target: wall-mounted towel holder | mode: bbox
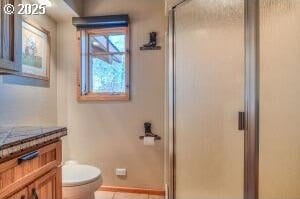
[139,122,161,140]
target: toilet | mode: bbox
[62,161,102,199]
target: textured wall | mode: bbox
[57,0,166,189]
[0,15,57,126]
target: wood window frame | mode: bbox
[76,27,130,101]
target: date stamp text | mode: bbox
[3,4,46,15]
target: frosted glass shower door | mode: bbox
[174,0,245,199]
[259,1,300,198]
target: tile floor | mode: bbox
[95,191,165,199]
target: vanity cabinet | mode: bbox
[0,141,62,199]
[0,0,22,73]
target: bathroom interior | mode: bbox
[0,0,299,199]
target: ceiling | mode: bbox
[46,0,81,22]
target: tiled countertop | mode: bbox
[0,126,67,159]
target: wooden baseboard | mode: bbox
[99,185,165,196]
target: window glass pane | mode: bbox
[108,35,126,53]
[90,35,108,54]
[89,34,126,54]
[91,54,126,93]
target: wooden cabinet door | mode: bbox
[0,0,22,72]
[6,188,28,199]
[29,169,57,199]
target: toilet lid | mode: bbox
[62,164,102,187]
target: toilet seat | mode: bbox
[62,164,102,187]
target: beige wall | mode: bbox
[57,0,166,189]
[0,15,57,126]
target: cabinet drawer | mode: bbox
[0,141,62,198]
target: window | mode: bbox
[74,15,130,101]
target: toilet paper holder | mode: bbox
[139,122,161,140]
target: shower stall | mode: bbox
[168,0,300,199]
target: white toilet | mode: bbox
[62,161,102,199]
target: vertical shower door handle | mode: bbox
[238,111,245,131]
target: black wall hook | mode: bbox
[139,122,161,140]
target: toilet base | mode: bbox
[63,177,102,199]
[63,192,95,199]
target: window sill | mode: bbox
[77,94,130,102]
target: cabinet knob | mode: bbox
[32,188,39,199]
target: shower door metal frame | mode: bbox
[244,0,260,199]
[167,6,176,199]
[167,0,260,199]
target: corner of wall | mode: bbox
[63,0,84,16]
